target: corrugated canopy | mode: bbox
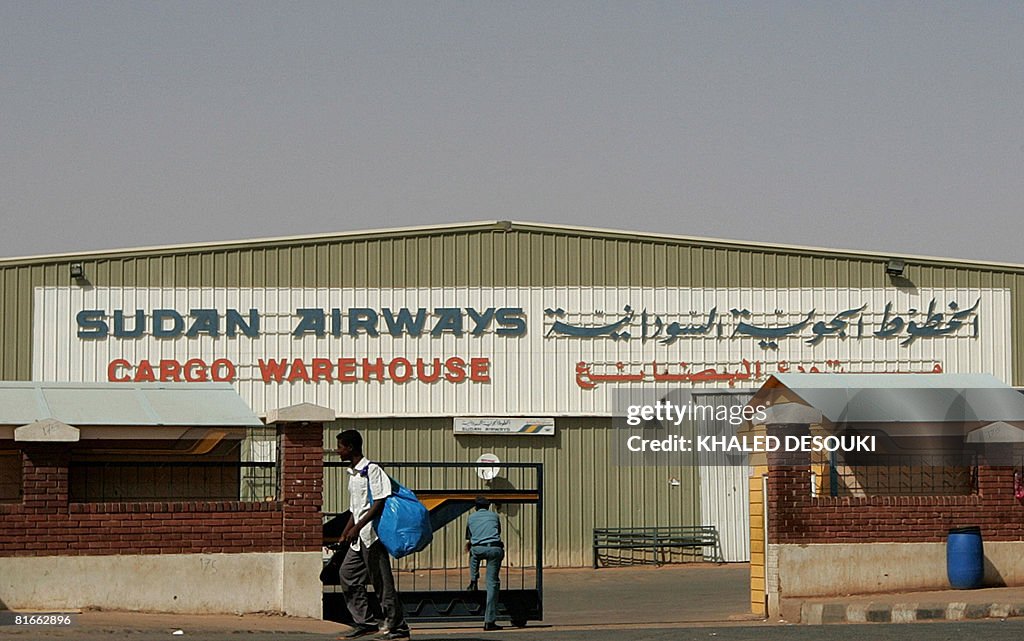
[755,373,1024,424]
[0,382,262,427]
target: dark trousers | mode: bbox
[339,540,409,633]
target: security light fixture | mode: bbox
[885,259,906,277]
[69,262,85,280]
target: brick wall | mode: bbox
[766,425,1024,544]
[0,425,323,557]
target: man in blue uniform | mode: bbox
[465,496,504,631]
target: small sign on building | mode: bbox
[454,417,555,436]
[476,453,501,480]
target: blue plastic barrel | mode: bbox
[947,526,984,589]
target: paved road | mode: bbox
[8,621,1024,641]
[440,621,1024,641]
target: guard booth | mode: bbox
[322,460,543,627]
[0,384,326,617]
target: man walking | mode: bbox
[336,429,411,640]
[465,496,504,631]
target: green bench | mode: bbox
[592,526,724,568]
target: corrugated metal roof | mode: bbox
[758,373,1024,424]
[2,220,1022,272]
[0,382,262,427]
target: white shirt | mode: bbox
[345,458,392,551]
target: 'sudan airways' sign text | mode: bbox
[33,287,1011,416]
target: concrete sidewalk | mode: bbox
[790,586,1024,625]
[1,564,756,636]
[1,611,343,636]
[15,567,1024,633]
[542,563,754,627]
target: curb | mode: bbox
[801,601,1024,624]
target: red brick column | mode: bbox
[765,424,812,543]
[21,445,69,514]
[978,466,1014,500]
[280,422,324,552]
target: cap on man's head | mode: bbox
[474,496,490,509]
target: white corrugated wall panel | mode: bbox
[32,287,1013,417]
[695,391,755,563]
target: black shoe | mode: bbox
[466,581,478,591]
[483,622,503,631]
[378,630,411,640]
[340,624,380,639]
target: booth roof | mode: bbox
[754,373,1024,425]
[0,382,262,427]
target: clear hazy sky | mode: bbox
[2,2,1022,263]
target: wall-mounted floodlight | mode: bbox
[69,262,85,280]
[885,259,906,277]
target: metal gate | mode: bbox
[322,460,543,626]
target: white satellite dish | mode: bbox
[476,453,501,481]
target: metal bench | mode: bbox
[592,526,724,568]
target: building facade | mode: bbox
[2,221,1022,569]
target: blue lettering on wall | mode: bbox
[382,308,428,337]
[186,309,220,338]
[431,308,463,337]
[113,310,145,338]
[76,310,107,338]
[466,308,495,336]
[331,308,344,337]
[75,306,529,339]
[225,309,259,338]
[293,309,325,337]
[495,308,527,336]
[78,308,263,339]
[152,309,184,338]
[348,308,380,337]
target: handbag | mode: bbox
[319,546,345,585]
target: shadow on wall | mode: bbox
[487,476,521,519]
[888,274,918,294]
[984,554,1007,588]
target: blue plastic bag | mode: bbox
[366,469,433,559]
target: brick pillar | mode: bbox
[978,465,1016,505]
[765,423,812,543]
[280,422,324,551]
[756,401,821,620]
[268,403,335,553]
[21,445,70,514]
[757,402,821,545]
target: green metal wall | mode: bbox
[321,417,700,568]
[3,224,1023,382]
